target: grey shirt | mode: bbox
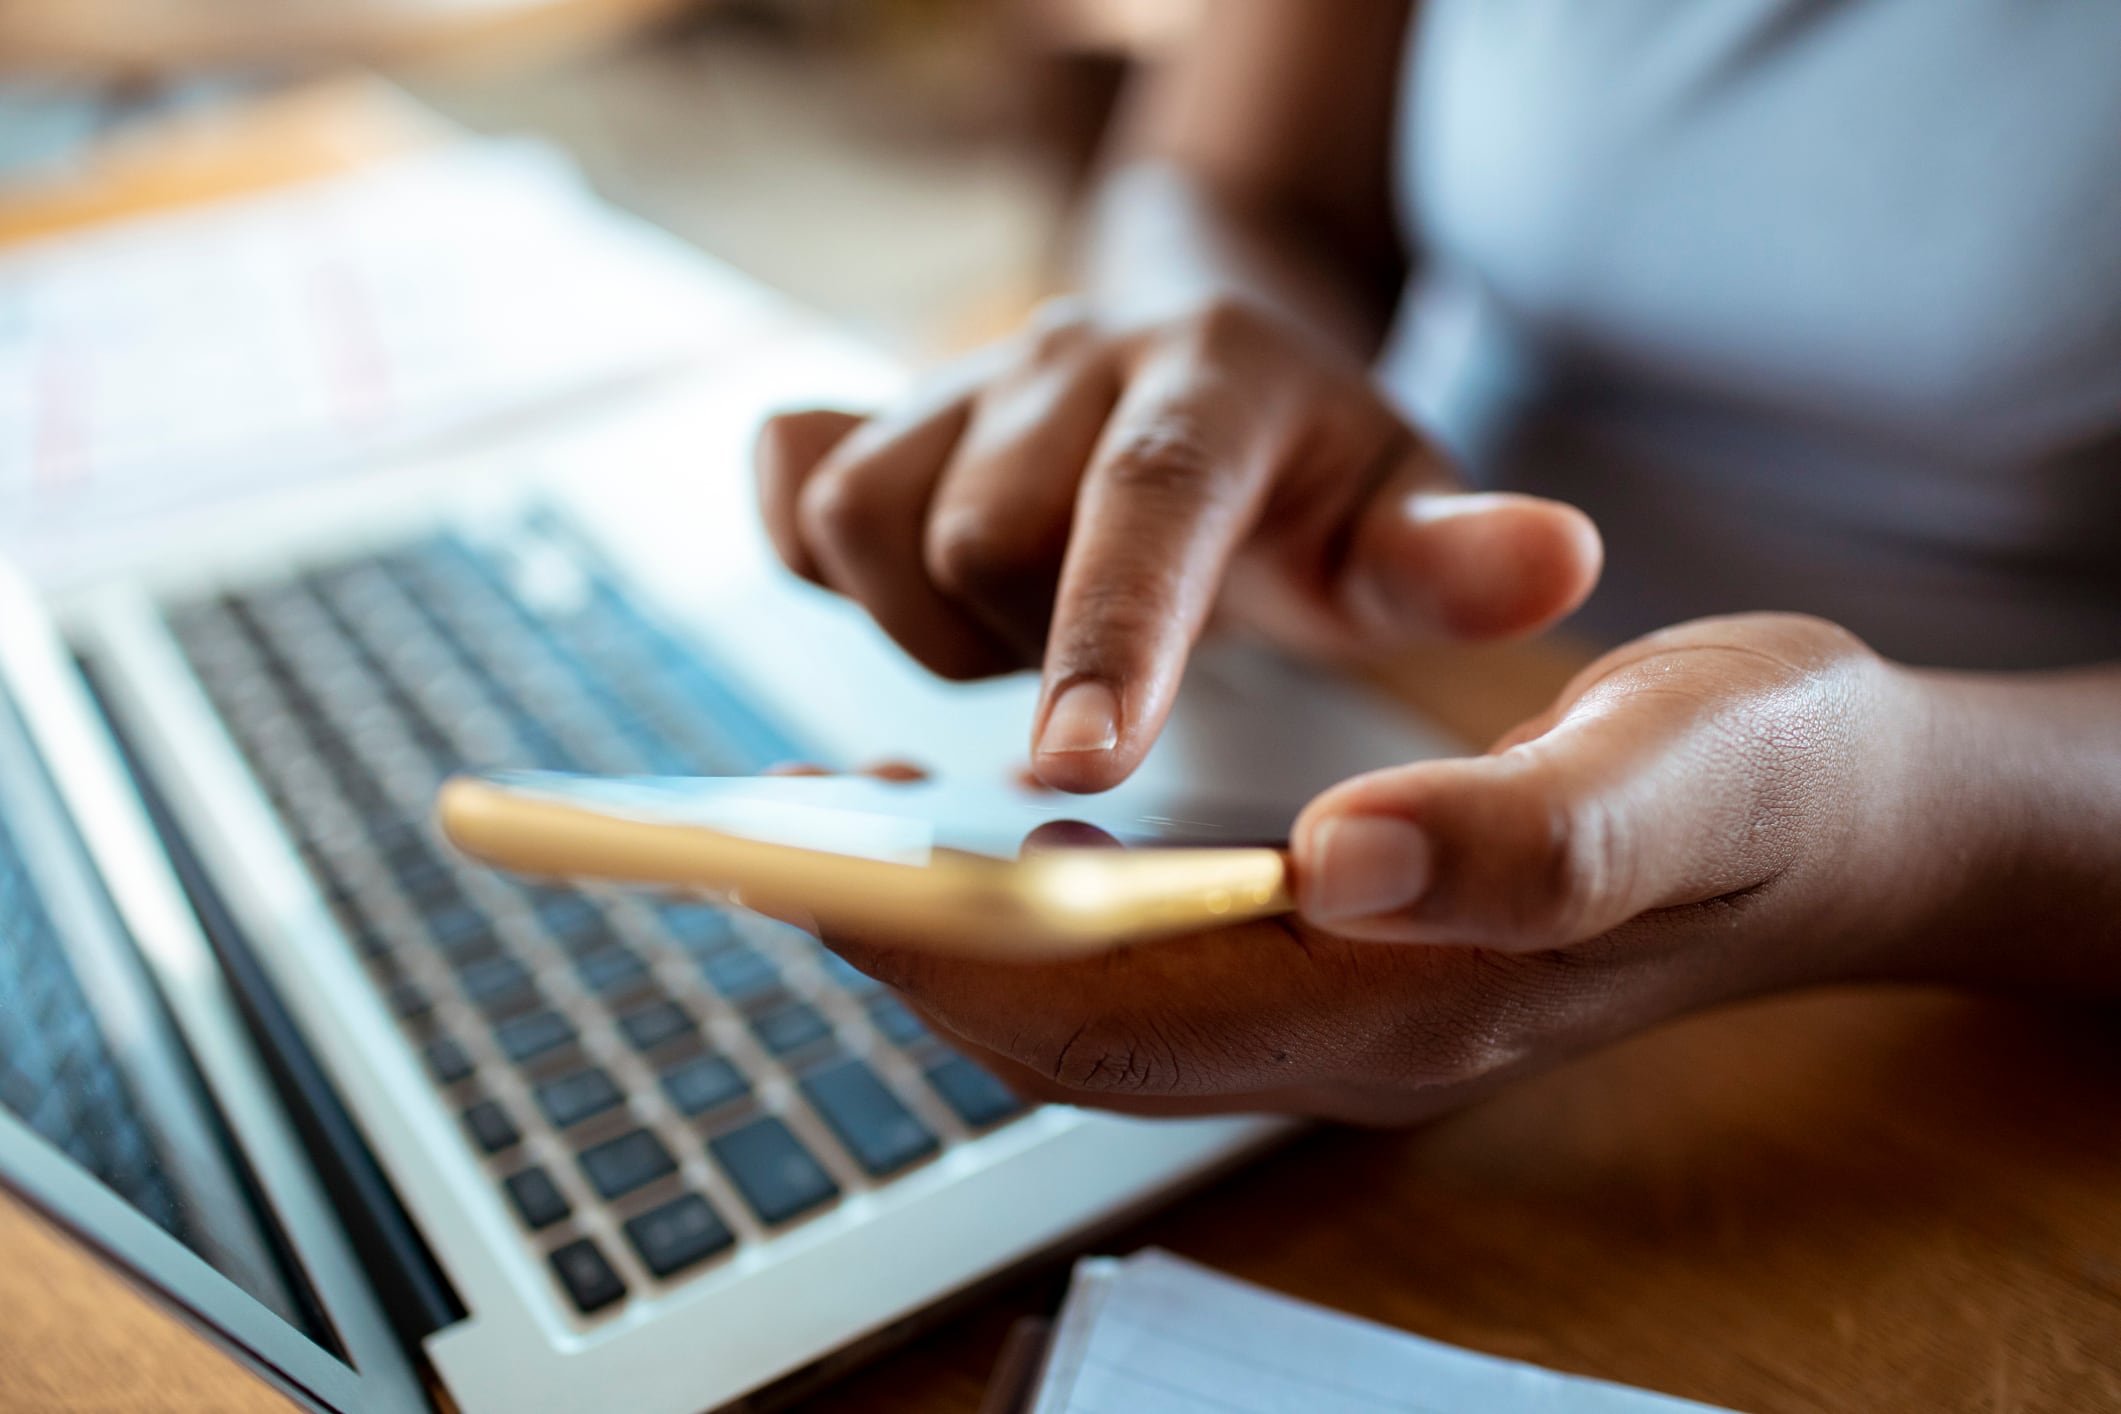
[1380,0,2121,669]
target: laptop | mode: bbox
[0,337,1449,1413]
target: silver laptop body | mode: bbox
[5,331,1446,1413]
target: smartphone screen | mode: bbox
[463,772,1296,867]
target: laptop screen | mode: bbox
[0,698,342,1362]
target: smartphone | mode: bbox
[434,772,1297,960]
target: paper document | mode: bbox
[1028,1250,1733,1414]
[0,138,791,559]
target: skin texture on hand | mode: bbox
[756,298,1602,794]
[817,614,1957,1125]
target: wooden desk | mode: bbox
[801,988,2121,1413]
[4,87,2118,1414]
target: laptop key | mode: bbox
[422,1034,475,1086]
[867,996,928,1048]
[623,1193,734,1279]
[924,1055,1026,1129]
[462,1099,520,1154]
[800,1058,938,1177]
[702,947,781,1005]
[533,894,604,947]
[495,1008,576,1064]
[424,903,494,956]
[391,854,460,909]
[709,1116,838,1226]
[504,1167,572,1231]
[457,955,534,1009]
[549,1238,627,1315]
[659,904,735,954]
[659,1053,749,1117]
[386,977,432,1022]
[399,869,465,914]
[344,920,393,961]
[575,945,649,998]
[579,1128,678,1201]
[617,999,695,1053]
[750,1001,833,1057]
[535,1066,624,1129]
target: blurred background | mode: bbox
[0,0,1209,358]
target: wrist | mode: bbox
[1864,663,2121,994]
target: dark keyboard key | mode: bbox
[457,955,534,1009]
[703,948,780,1004]
[660,1053,749,1117]
[495,1008,576,1064]
[326,892,394,960]
[578,1128,677,1200]
[553,918,621,960]
[622,1193,734,1279]
[344,920,392,961]
[402,872,466,915]
[425,904,494,956]
[381,832,442,876]
[709,1116,838,1225]
[549,1238,626,1315]
[750,1001,833,1057]
[386,977,432,1021]
[534,894,603,945]
[575,945,648,998]
[618,999,695,1053]
[924,1055,1026,1128]
[391,853,460,909]
[503,1167,572,1230]
[535,1066,624,1129]
[867,996,927,1047]
[800,1058,938,1176]
[659,904,735,954]
[462,1099,520,1154]
[422,1035,475,1085]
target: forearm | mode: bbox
[1066,0,1414,360]
[1076,161,1403,359]
[1898,663,2121,994]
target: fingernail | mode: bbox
[1303,815,1432,923]
[1038,679,1120,757]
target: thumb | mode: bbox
[1289,626,1842,949]
[1340,453,1603,643]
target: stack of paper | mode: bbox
[1022,1251,1732,1414]
[0,138,796,566]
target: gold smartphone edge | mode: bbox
[433,776,1294,961]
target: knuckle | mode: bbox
[1379,955,1550,1090]
[1024,297,1098,361]
[1044,1014,1187,1097]
[1099,416,1223,504]
[923,511,1040,600]
[755,417,808,490]
[794,466,879,552]
[1514,787,1623,946]
[1173,295,1267,355]
[753,414,794,466]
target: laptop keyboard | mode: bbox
[163,523,1025,1319]
[0,807,185,1238]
